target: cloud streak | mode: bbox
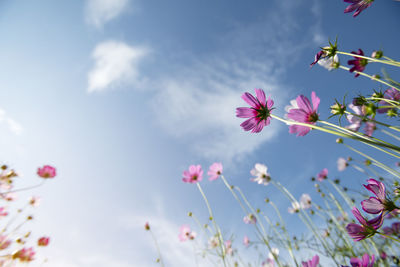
[87,40,149,93]
[0,108,22,135]
[85,0,129,28]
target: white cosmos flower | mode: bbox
[250,163,271,186]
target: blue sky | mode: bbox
[0,0,399,266]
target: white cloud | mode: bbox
[87,41,148,93]
[0,108,23,135]
[85,0,129,28]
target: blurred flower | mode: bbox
[178,225,196,242]
[224,240,234,256]
[37,165,56,179]
[344,0,374,17]
[208,235,220,249]
[37,237,50,247]
[144,222,150,231]
[268,248,279,260]
[243,235,249,247]
[12,247,35,262]
[0,207,7,218]
[288,201,301,214]
[300,194,312,209]
[377,88,400,114]
[371,50,383,59]
[386,209,400,219]
[337,157,349,171]
[29,196,41,207]
[243,214,257,224]
[182,165,203,184]
[287,92,320,136]
[0,235,11,250]
[348,49,368,77]
[208,163,223,181]
[262,258,275,267]
[236,88,274,133]
[346,207,383,241]
[250,163,270,185]
[364,121,376,137]
[383,222,400,237]
[348,253,375,267]
[316,168,328,182]
[346,103,365,132]
[301,255,319,267]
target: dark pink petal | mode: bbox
[383,226,394,235]
[236,107,256,118]
[241,118,257,131]
[364,179,385,200]
[368,213,384,230]
[350,257,362,267]
[361,197,384,214]
[255,89,266,107]
[352,207,367,225]
[311,255,319,266]
[345,2,362,13]
[392,222,400,233]
[266,97,274,109]
[296,95,313,113]
[241,92,259,108]
[311,91,320,112]
[346,223,367,241]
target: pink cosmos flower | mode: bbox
[37,165,56,179]
[361,179,396,214]
[182,165,203,183]
[337,157,349,171]
[302,255,319,267]
[0,207,8,217]
[225,240,234,256]
[207,163,223,181]
[348,49,368,77]
[316,168,328,182]
[346,104,364,132]
[348,253,375,267]
[287,92,320,136]
[0,235,11,250]
[377,88,400,114]
[236,89,274,133]
[243,235,249,247]
[178,225,196,242]
[344,0,374,17]
[12,247,35,262]
[346,207,383,241]
[243,214,257,224]
[37,237,50,246]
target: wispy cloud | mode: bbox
[0,108,22,135]
[149,0,322,162]
[87,40,149,93]
[85,0,129,28]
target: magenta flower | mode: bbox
[344,0,374,17]
[346,207,383,241]
[310,50,325,67]
[236,89,274,133]
[207,163,223,181]
[37,237,50,247]
[348,253,375,267]
[302,255,319,267]
[348,49,368,77]
[37,165,56,179]
[377,88,400,114]
[243,214,257,224]
[287,92,320,136]
[182,165,203,183]
[316,168,328,182]
[178,225,196,242]
[361,178,396,214]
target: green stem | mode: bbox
[196,183,227,266]
[339,65,400,92]
[377,232,400,243]
[149,229,165,267]
[336,51,400,67]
